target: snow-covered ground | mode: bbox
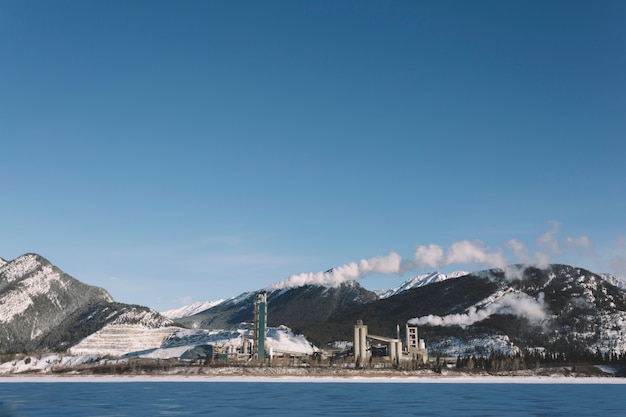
[0,324,318,374]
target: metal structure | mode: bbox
[353,320,428,365]
[253,293,267,361]
[405,323,428,362]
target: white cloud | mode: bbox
[408,292,547,328]
[268,252,403,290]
[446,240,507,269]
[506,238,550,268]
[537,221,561,254]
[565,235,591,248]
[415,240,506,270]
[610,235,626,277]
[178,296,193,306]
[505,238,527,258]
[266,221,604,291]
[414,244,444,269]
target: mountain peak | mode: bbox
[376,270,469,299]
[0,253,48,284]
[161,299,225,319]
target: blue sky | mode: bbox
[1,1,624,311]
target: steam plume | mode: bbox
[414,240,507,270]
[268,252,403,290]
[266,222,603,290]
[408,292,546,329]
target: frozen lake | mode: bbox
[0,377,625,416]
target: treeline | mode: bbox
[455,348,626,372]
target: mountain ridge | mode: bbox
[3,253,626,363]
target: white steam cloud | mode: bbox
[414,240,507,270]
[408,292,546,328]
[268,252,403,290]
[266,222,602,290]
[538,221,561,254]
[565,235,591,248]
[505,238,550,269]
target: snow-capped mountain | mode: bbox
[4,252,626,370]
[375,270,469,299]
[161,299,225,319]
[0,253,322,370]
[175,280,378,340]
[352,264,626,358]
[173,263,626,358]
[0,254,178,356]
[167,271,468,324]
[0,254,114,353]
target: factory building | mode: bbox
[353,320,428,365]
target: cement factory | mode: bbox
[230,293,429,365]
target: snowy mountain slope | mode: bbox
[0,323,319,373]
[161,299,225,319]
[170,271,468,324]
[599,273,626,291]
[130,324,319,360]
[175,281,378,332]
[69,308,181,356]
[404,265,626,357]
[375,271,469,299]
[0,254,114,353]
[5,251,626,365]
[0,254,177,356]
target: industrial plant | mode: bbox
[353,320,428,366]
[208,295,431,367]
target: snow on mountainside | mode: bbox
[169,272,464,324]
[405,265,626,357]
[6,252,626,373]
[0,254,116,353]
[0,253,322,369]
[161,299,225,319]
[376,271,469,299]
[0,324,319,373]
[69,308,181,356]
[600,273,626,291]
[0,253,197,359]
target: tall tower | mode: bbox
[253,293,267,361]
[353,320,368,365]
[406,323,428,363]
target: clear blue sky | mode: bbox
[1,1,624,311]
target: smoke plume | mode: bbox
[414,240,507,270]
[408,292,547,329]
[266,222,603,290]
[268,252,403,290]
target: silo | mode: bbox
[354,320,368,365]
